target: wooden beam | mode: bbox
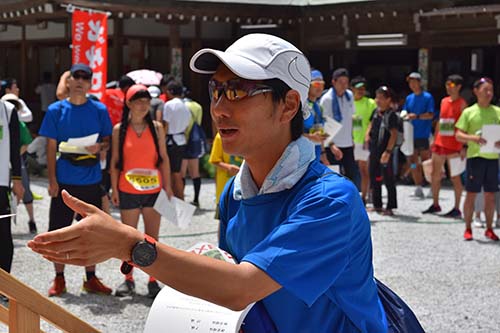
[0,269,99,333]
[9,300,40,333]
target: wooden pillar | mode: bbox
[9,299,40,333]
[20,25,27,97]
[169,24,182,80]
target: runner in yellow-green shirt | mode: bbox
[351,76,376,205]
[455,77,500,241]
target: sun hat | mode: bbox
[189,33,311,105]
[0,93,22,110]
[126,84,151,102]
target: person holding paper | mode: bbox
[402,72,437,198]
[28,34,387,332]
[39,63,114,296]
[352,76,376,205]
[423,75,467,218]
[365,86,399,216]
[455,77,500,241]
[319,68,359,182]
[110,84,173,298]
[0,98,24,297]
[302,69,328,164]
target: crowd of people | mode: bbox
[0,31,499,331]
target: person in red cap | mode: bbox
[110,84,173,298]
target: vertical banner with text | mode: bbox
[72,9,107,100]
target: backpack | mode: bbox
[185,120,208,159]
[379,109,404,148]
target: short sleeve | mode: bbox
[388,112,399,130]
[209,135,223,164]
[39,102,60,140]
[99,104,113,137]
[163,102,172,123]
[402,96,409,111]
[455,110,468,132]
[242,187,354,307]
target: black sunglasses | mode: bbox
[72,72,92,81]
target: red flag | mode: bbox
[71,9,107,100]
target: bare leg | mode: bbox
[24,202,35,221]
[142,207,161,240]
[409,151,423,186]
[450,175,463,210]
[484,192,495,230]
[431,154,446,206]
[172,172,185,199]
[463,192,477,230]
[358,160,369,202]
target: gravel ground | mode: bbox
[2,176,500,332]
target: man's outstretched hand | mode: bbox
[28,190,141,266]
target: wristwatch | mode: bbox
[120,234,157,275]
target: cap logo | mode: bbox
[288,56,309,90]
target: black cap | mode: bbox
[70,63,92,76]
[332,68,349,80]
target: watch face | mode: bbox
[132,241,157,267]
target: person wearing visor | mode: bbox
[455,77,500,241]
[29,35,387,332]
[302,69,328,163]
[110,84,173,298]
[39,63,114,297]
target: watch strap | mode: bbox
[120,234,157,275]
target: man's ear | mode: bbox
[280,90,301,123]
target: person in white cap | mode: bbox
[28,34,387,332]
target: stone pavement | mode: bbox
[2,176,500,332]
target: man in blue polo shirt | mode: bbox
[403,72,437,198]
[39,63,113,297]
[29,36,387,332]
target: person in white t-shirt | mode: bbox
[162,80,191,199]
[319,68,357,181]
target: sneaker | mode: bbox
[442,208,462,219]
[191,200,200,208]
[147,281,161,299]
[422,204,441,214]
[28,220,37,234]
[473,217,485,228]
[464,228,473,241]
[426,190,433,198]
[382,209,394,216]
[414,187,424,198]
[485,228,500,241]
[82,276,112,295]
[48,276,66,297]
[115,280,135,297]
[32,192,43,200]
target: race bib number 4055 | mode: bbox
[125,168,160,191]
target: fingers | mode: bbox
[29,224,80,243]
[61,190,98,217]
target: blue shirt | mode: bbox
[40,99,112,185]
[219,161,387,333]
[403,92,436,139]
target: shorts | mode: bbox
[431,144,460,156]
[465,158,499,193]
[100,170,111,196]
[414,138,430,151]
[119,191,160,210]
[49,183,102,231]
[167,143,186,173]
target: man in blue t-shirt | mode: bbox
[39,63,113,297]
[29,36,388,332]
[403,72,436,198]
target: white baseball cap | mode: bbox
[147,85,161,98]
[189,33,311,105]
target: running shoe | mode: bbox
[382,209,394,216]
[422,204,441,214]
[48,276,66,297]
[473,217,485,228]
[463,228,473,241]
[485,228,499,241]
[115,279,135,297]
[413,187,424,198]
[28,220,37,234]
[442,208,462,219]
[147,281,161,299]
[82,276,112,295]
[32,192,43,200]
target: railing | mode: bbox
[0,268,100,333]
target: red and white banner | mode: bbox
[72,9,107,100]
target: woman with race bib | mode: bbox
[110,84,173,298]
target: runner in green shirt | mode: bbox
[455,77,500,241]
[351,76,376,205]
